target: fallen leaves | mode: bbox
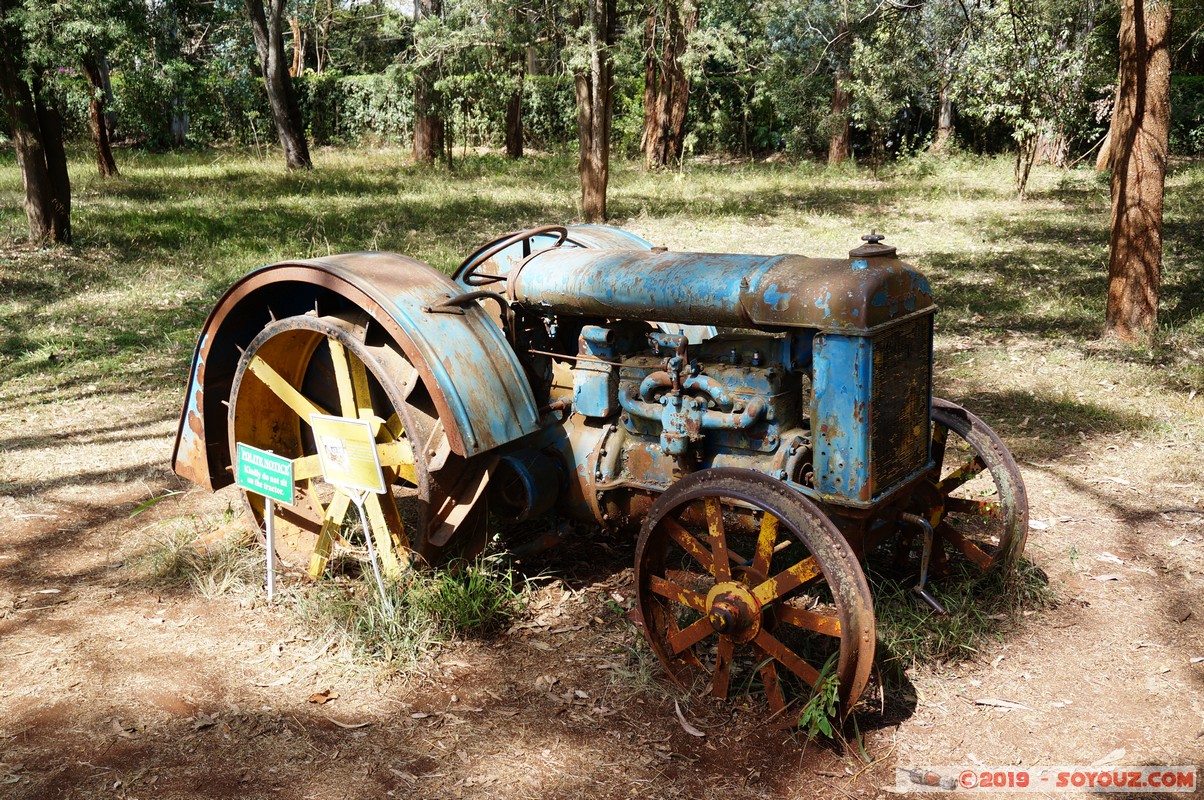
[307,688,339,705]
[974,698,1035,712]
[109,718,141,739]
[673,702,705,738]
[325,717,372,729]
[191,713,218,731]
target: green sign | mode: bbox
[235,443,295,505]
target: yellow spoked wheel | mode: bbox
[227,312,488,576]
[921,398,1029,575]
[635,469,875,719]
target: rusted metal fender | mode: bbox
[172,252,541,491]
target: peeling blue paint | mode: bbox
[851,258,868,271]
[762,283,792,311]
[811,333,873,501]
[813,288,832,319]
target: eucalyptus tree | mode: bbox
[567,0,617,220]
[17,0,145,177]
[413,0,445,162]
[0,0,72,242]
[952,0,1101,197]
[640,0,698,168]
[1105,0,1172,341]
[245,0,312,169]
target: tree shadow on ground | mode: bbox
[935,388,1156,465]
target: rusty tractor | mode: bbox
[173,225,1028,716]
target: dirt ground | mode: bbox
[2,338,1203,800]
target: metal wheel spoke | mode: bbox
[938,455,987,493]
[931,423,949,474]
[649,576,707,613]
[760,661,787,714]
[776,604,842,637]
[376,439,418,484]
[327,338,359,419]
[364,491,410,574]
[754,630,820,688]
[293,454,322,481]
[668,614,717,655]
[937,521,995,570]
[751,555,821,605]
[246,354,331,422]
[704,496,732,582]
[309,490,351,578]
[712,635,734,699]
[752,513,779,576]
[347,346,375,420]
[664,516,716,574]
[945,496,1002,518]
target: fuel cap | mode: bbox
[849,230,897,259]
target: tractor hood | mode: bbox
[507,248,934,333]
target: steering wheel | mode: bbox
[457,225,569,287]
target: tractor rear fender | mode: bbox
[172,252,541,491]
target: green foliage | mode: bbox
[1171,76,1204,155]
[416,554,527,636]
[304,71,414,146]
[523,75,578,150]
[796,654,840,739]
[951,0,1106,193]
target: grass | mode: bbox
[138,511,527,673]
[289,551,527,673]
[140,515,263,599]
[2,143,1200,699]
[1,146,1200,415]
[870,557,1054,684]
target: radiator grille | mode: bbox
[870,316,932,495]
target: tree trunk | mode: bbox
[170,95,189,145]
[828,20,851,166]
[246,0,313,170]
[930,83,953,154]
[505,67,524,159]
[1034,129,1070,168]
[641,14,662,166]
[641,0,697,169]
[1013,133,1038,199]
[96,55,118,142]
[413,0,445,163]
[575,0,616,222]
[1106,0,1171,341]
[0,47,71,243]
[289,16,304,77]
[315,0,332,74]
[82,54,119,178]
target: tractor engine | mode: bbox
[488,234,937,534]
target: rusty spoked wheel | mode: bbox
[922,398,1029,574]
[227,312,488,576]
[635,468,875,719]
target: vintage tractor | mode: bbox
[172,225,1028,716]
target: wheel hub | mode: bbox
[910,479,946,528]
[705,582,762,644]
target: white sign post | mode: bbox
[234,443,296,603]
[309,414,393,617]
